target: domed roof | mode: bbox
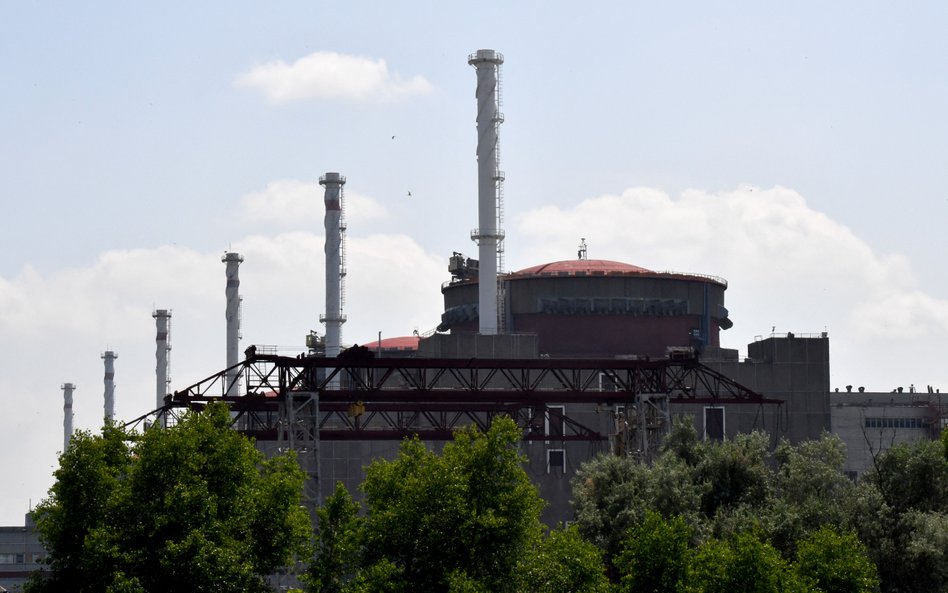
[372,335,420,351]
[512,259,654,277]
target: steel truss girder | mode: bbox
[150,355,779,442]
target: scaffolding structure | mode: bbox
[137,354,779,515]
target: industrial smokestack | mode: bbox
[153,309,171,424]
[62,382,75,451]
[102,350,117,422]
[319,172,347,360]
[222,252,243,396]
[468,49,505,335]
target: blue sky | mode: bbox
[2,2,947,523]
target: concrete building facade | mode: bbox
[0,516,44,592]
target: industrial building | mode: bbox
[6,48,946,590]
[154,48,946,530]
[438,257,731,359]
[128,48,947,522]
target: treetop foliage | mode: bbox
[28,403,310,593]
[30,413,948,593]
[307,416,609,593]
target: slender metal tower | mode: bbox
[102,350,117,422]
[468,49,505,334]
[153,309,171,425]
[62,383,75,451]
[222,252,243,396]
[319,172,347,359]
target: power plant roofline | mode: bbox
[102,350,117,423]
[469,49,505,335]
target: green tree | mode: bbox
[793,526,878,593]
[846,441,948,593]
[696,432,772,519]
[942,426,948,462]
[357,416,544,593]
[519,525,611,593]
[572,450,705,569]
[616,511,692,593]
[690,530,803,593]
[28,403,310,593]
[26,423,134,593]
[660,417,703,467]
[869,440,948,514]
[572,453,654,563]
[307,482,364,593]
[766,434,855,555]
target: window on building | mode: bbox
[547,449,566,473]
[546,405,565,440]
[704,407,725,442]
[864,417,923,429]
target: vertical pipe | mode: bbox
[153,309,171,425]
[222,252,243,396]
[319,172,347,360]
[102,351,117,422]
[62,383,75,452]
[468,49,504,335]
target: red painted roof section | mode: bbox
[512,259,654,277]
[372,336,420,351]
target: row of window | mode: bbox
[0,552,44,564]
[865,417,925,429]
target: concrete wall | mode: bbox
[702,335,831,444]
[830,390,945,479]
[0,517,44,591]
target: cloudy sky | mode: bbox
[2,2,947,523]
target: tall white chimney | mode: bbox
[102,350,117,422]
[222,252,243,396]
[62,383,75,451]
[319,172,347,360]
[153,309,171,423]
[468,49,505,335]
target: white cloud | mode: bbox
[514,185,948,387]
[0,230,444,524]
[6,182,947,524]
[237,179,389,228]
[235,51,433,103]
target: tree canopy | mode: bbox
[573,423,887,590]
[306,416,609,593]
[30,410,947,593]
[28,403,310,593]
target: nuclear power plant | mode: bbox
[4,47,946,592]
[69,48,948,513]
